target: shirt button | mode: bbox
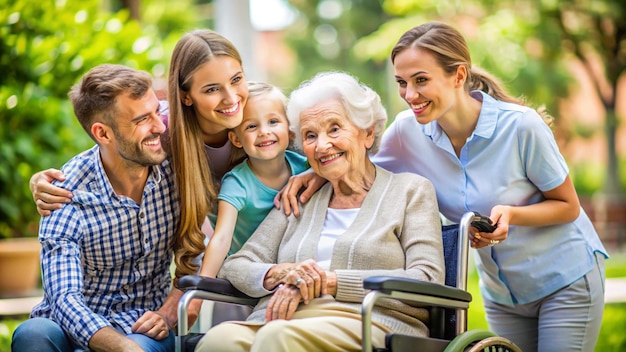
[144,238,149,243]
[139,212,145,218]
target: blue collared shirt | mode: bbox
[373,91,607,306]
[31,145,180,348]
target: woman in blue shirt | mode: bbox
[382,23,607,352]
[279,22,608,352]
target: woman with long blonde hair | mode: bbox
[166,30,249,280]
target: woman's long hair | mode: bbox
[168,30,243,279]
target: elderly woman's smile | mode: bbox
[319,152,343,164]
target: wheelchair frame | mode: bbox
[175,211,520,352]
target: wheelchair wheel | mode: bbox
[444,330,521,352]
[464,336,521,352]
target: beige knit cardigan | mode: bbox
[218,165,445,337]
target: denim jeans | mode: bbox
[12,317,175,352]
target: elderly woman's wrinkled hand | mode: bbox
[264,259,327,304]
[265,284,302,321]
[291,259,327,304]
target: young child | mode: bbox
[199,82,308,278]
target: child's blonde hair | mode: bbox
[246,81,288,107]
[230,81,294,155]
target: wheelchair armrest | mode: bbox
[363,276,471,302]
[178,275,255,300]
[177,275,258,351]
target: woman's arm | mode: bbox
[273,168,326,217]
[199,201,239,278]
[489,175,580,229]
[30,168,73,216]
[478,112,582,245]
[473,176,580,248]
[498,111,580,227]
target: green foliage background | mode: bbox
[0,0,199,238]
[284,0,625,196]
[2,0,624,239]
[0,2,624,350]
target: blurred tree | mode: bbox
[0,0,167,238]
[283,0,392,100]
[542,0,625,196]
[354,0,625,195]
[121,0,141,20]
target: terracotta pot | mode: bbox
[0,238,41,297]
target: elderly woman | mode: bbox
[194,72,444,351]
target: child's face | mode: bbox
[229,94,291,161]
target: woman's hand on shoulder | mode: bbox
[273,170,326,217]
[30,168,73,216]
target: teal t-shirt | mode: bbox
[217,150,308,256]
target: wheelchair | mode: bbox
[175,211,521,352]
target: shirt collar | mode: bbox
[471,90,498,139]
[421,90,499,148]
[93,146,165,201]
[93,147,117,201]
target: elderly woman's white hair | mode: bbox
[287,71,387,154]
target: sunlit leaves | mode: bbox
[356,0,624,194]
[0,0,166,238]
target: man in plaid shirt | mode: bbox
[12,64,182,352]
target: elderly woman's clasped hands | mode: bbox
[264,259,330,320]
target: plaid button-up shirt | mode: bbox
[31,146,180,348]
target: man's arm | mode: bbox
[40,207,113,348]
[152,285,202,331]
[88,327,144,352]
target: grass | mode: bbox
[2,251,625,352]
[0,318,22,352]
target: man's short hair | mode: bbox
[69,64,153,141]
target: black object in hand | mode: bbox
[471,212,496,233]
